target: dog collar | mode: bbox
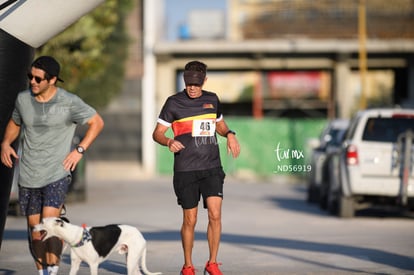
[71,225,92,248]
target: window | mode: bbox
[362,118,414,142]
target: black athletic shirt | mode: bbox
[157,90,223,172]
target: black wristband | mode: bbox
[226,130,236,137]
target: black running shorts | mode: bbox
[173,167,226,209]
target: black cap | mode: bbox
[183,70,205,86]
[31,56,64,82]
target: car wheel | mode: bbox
[307,184,319,203]
[319,192,327,209]
[326,170,339,215]
[327,191,338,215]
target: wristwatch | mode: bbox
[76,145,85,154]
[226,130,236,137]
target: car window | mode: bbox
[327,129,345,146]
[362,117,414,142]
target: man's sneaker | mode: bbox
[181,265,196,275]
[204,261,223,275]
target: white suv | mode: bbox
[325,108,414,217]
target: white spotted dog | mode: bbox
[34,217,162,275]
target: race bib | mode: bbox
[192,119,216,137]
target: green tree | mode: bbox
[37,0,133,109]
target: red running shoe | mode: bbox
[181,265,196,275]
[204,261,223,275]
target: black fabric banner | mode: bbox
[0,29,34,249]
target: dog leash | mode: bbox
[27,219,48,268]
[27,204,69,267]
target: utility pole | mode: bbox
[358,0,368,110]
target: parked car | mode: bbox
[307,119,349,203]
[324,108,414,218]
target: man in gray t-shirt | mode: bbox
[0,56,104,275]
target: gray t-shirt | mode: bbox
[12,88,96,188]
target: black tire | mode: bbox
[319,193,327,210]
[327,192,338,215]
[326,173,339,215]
[307,184,319,204]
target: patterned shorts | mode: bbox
[19,175,71,216]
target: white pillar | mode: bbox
[334,56,352,119]
[141,0,161,175]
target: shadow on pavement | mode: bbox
[0,269,15,275]
[141,230,414,273]
[59,254,127,274]
[268,195,414,219]
[267,184,414,219]
[3,229,26,241]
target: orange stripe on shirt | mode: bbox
[172,120,193,136]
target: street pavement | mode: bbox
[1,161,414,275]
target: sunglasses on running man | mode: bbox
[27,73,47,84]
